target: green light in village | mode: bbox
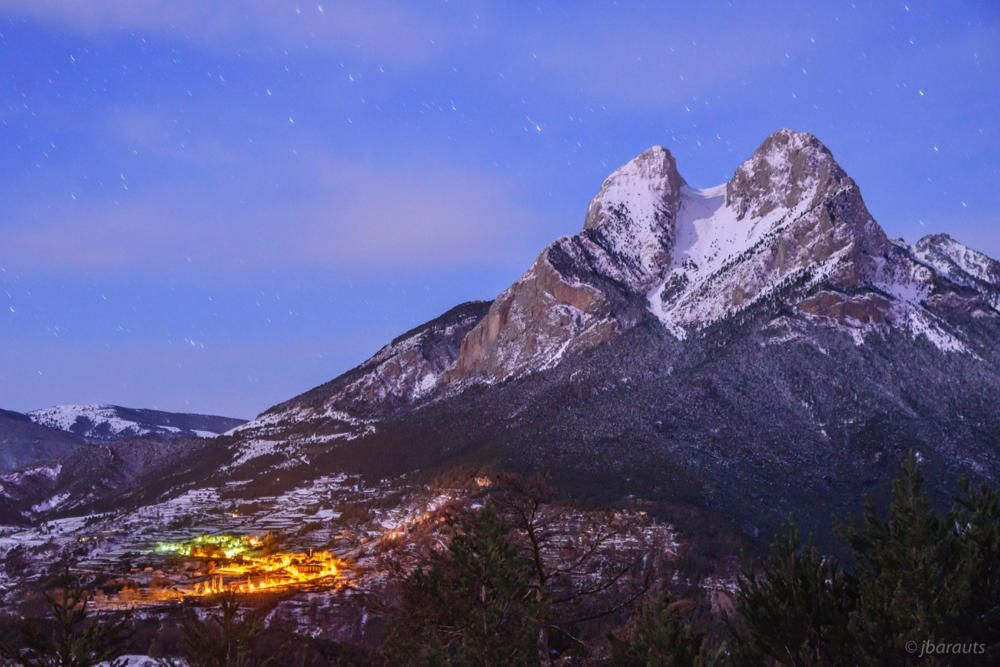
[153,534,262,559]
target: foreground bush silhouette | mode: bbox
[0,567,131,666]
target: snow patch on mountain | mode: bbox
[227,439,286,469]
[645,175,838,336]
[232,400,377,440]
[670,184,743,275]
[904,308,970,354]
[646,183,795,335]
[30,492,69,514]
[29,405,139,437]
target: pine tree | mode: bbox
[383,505,543,666]
[842,457,1000,665]
[0,567,131,667]
[608,592,710,666]
[950,480,1000,661]
[842,456,962,664]
[722,457,1000,666]
[728,522,853,666]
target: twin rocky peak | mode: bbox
[253,129,1000,432]
[453,129,994,381]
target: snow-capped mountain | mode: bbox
[27,404,246,441]
[8,130,1000,547]
[235,130,998,443]
[220,129,999,542]
[450,129,965,380]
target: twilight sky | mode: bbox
[1,1,997,418]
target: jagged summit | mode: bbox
[580,145,685,283]
[454,128,908,373]
[914,233,1000,287]
[727,129,847,220]
[584,145,685,230]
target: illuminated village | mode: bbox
[81,531,347,610]
[153,534,343,595]
[0,472,445,615]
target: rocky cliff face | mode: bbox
[452,129,989,384]
[452,145,686,382]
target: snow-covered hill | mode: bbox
[27,404,245,441]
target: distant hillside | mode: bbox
[0,409,84,473]
[28,404,246,440]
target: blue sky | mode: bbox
[1,1,997,418]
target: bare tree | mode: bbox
[489,474,673,664]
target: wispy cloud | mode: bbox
[109,109,243,167]
[1,149,544,272]
[498,4,825,108]
[301,156,543,265]
[0,0,474,66]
